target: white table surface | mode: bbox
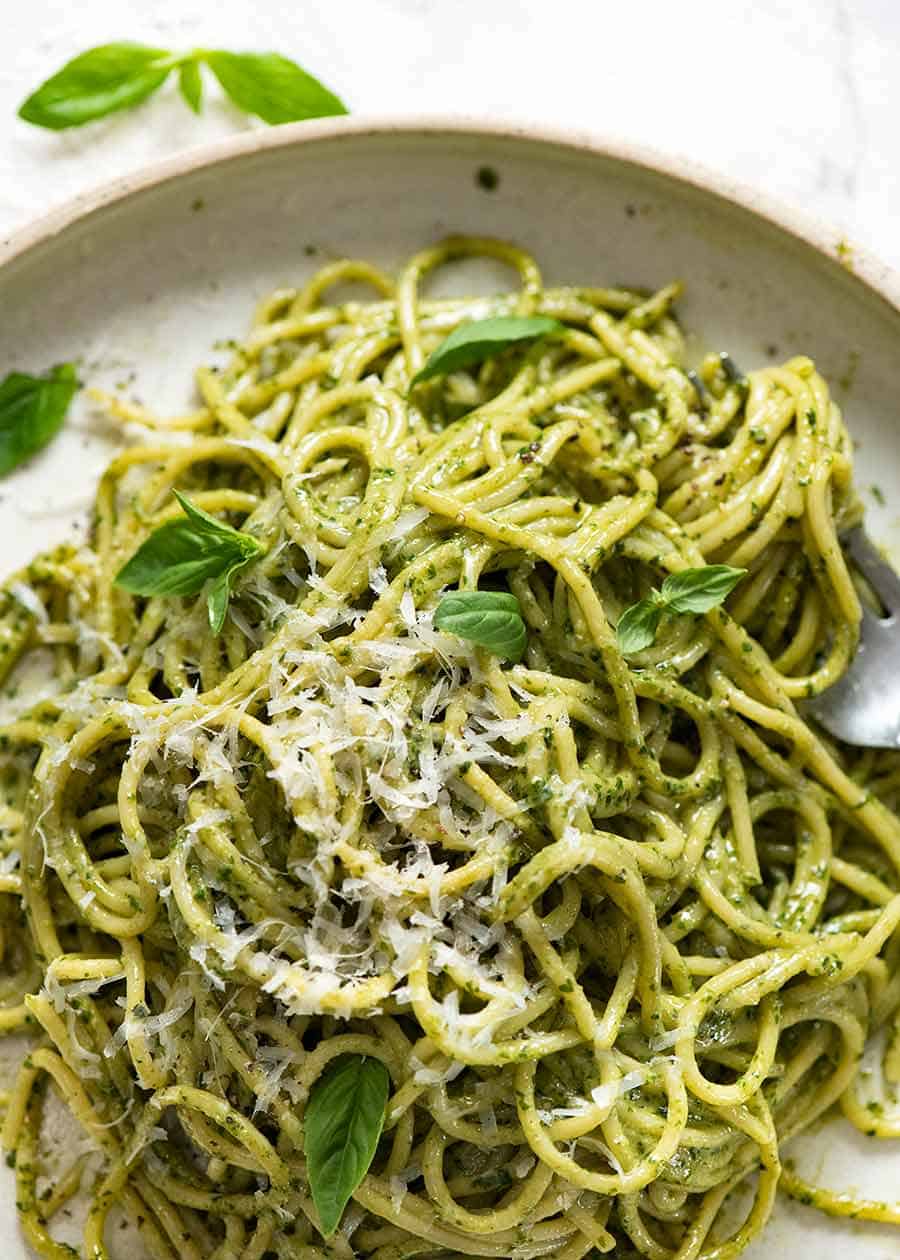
[2,0,900,272]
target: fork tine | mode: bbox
[845,526,900,617]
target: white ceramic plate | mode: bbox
[0,118,898,1259]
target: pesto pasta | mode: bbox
[0,236,898,1259]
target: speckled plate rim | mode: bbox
[1,113,898,321]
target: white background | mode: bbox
[2,0,900,269]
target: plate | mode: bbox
[0,117,897,1259]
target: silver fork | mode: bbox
[803,526,900,749]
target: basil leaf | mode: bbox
[616,599,663,655]
[0,364,79,476]
[617,565,746,653]
[411,316,564,386]
[433,590,527,662]
[18,43,172,130]
[115,520,230,597]
[173,491,264,561]
[305,1055,389,1238]
[178,60,203,114]
[207,566,238,634]
[115,491,264,631]
[205,51,346,124]
[660,565,746,614]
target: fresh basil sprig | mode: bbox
[617,565,746,654]
[0,364,79,476]
[433,590,527,661]
[411,315,563,387]
[114,491,265,633]
[18,42,346,131]
[305,1055,390,1238]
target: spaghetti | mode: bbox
[0,237,897,1258]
